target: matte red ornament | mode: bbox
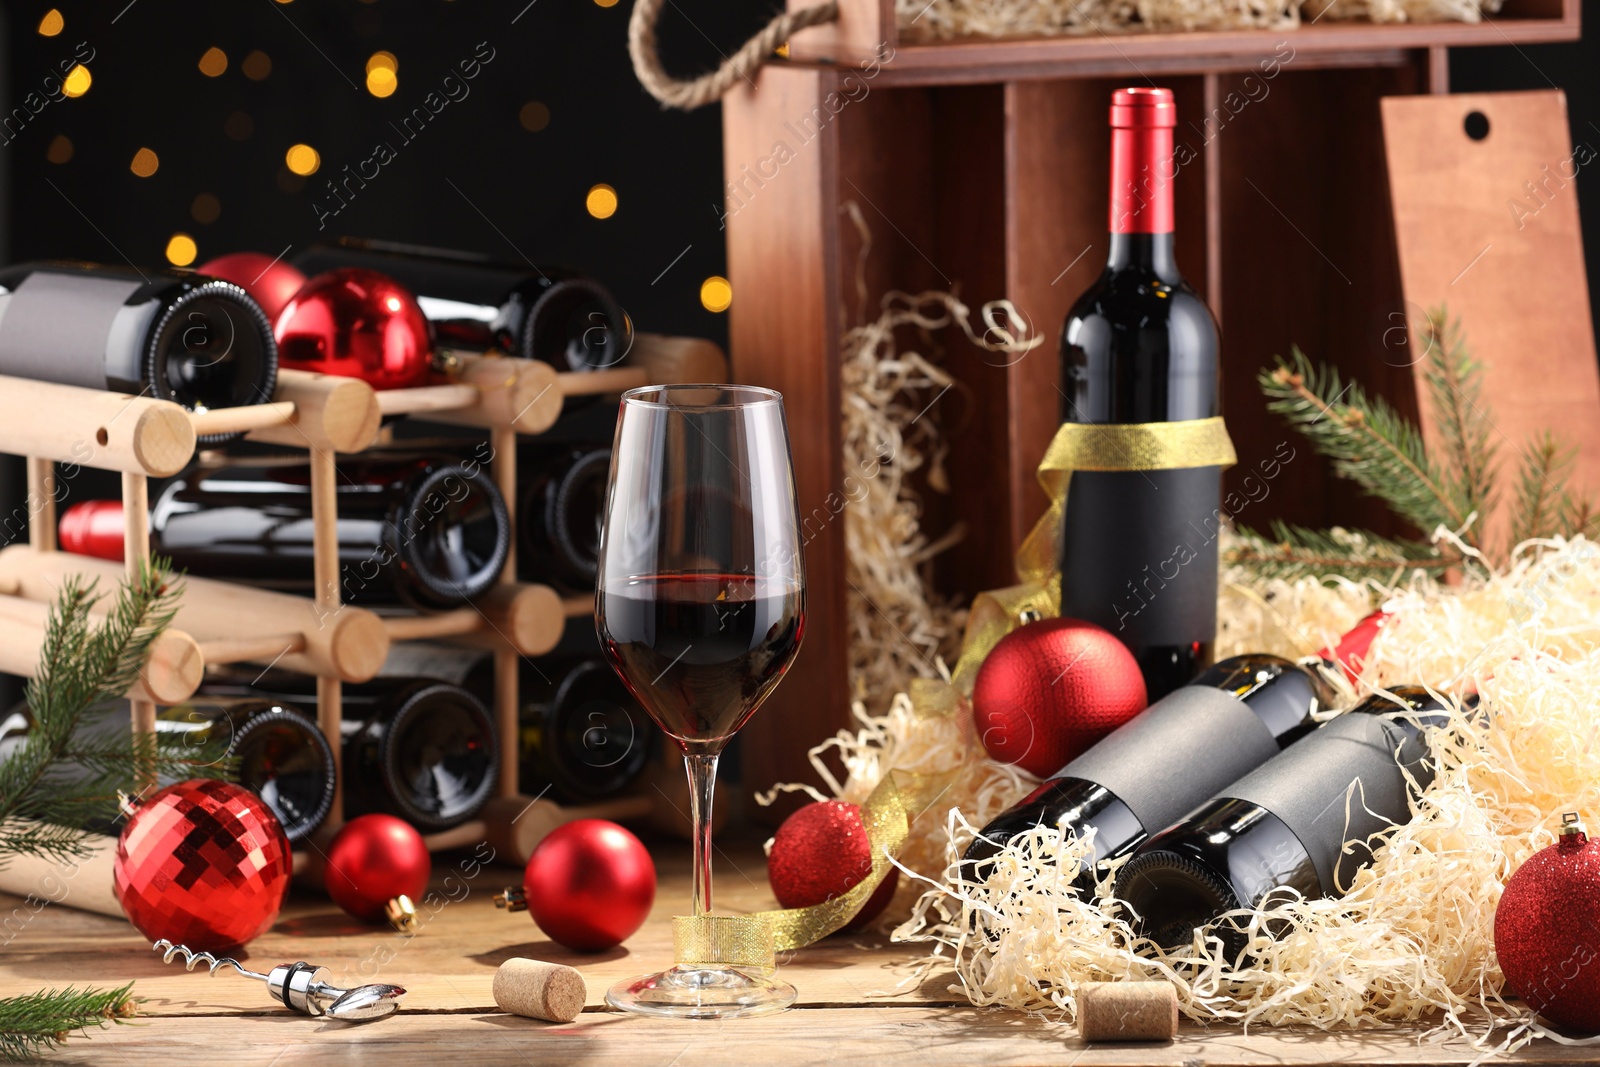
[1495,814,1600,1032]
[197,251,308,323]
[58,499,126,562]
[972,616,1147,779]
[274,268,433,390]
[113,779,291,951]
[324,814,432,923]
[768,799,898,932]
[521,819,654,952]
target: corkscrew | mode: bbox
[152,940,406,1022]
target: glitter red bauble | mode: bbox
[522,819,655,952]
[113,779,291,951]
[972,617,1147,779]
[274,268,433,390]
[1494,821,1600,1031]
[768,800,899,932]
[324,814,432,923]
[197,252,308,323]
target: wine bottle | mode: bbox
[1058,87,1221,699]
[0,696,335,842]
[518,445,611,591]
[1114,687,1459,953]
[203,671,499,832]
[377,641,655,804]
[295,238,631,372]
[146,452,511,610]
[0,262,278,444]
[964,652,1333,891]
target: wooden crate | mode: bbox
[0,334,724,865]
[724,0,1580,806]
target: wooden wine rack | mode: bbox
[0,334,727,865]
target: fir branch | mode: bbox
[1509,432,1573,547]
[1418,308,1499,531]
[0,559,212,869]
[1227,521,1454,582]
[1259,349,1472,544]
[0,984,135,1061]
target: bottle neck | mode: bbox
[1105,232,1179,276]
[1109,124,1175,238]
[1189,654,1330,748]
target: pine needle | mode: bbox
[0,984,135,1061]
[1226,521,1455,582]
[1509,432,1574,547]
[1418,308,1498,534]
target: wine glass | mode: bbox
[596,384,805,1019]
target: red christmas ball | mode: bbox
[523,820,654,952]
[1495,817,1600,1031]
[58,499,126,562]
[197,251,308,323]
[113,779,291,951]
[768,800,899,932]
[324,814,432,923]
[274,268,433,390]
[972,617,1147,778]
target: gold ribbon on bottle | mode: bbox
[952,416,1237,685]
[672,766,915,971]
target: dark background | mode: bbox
[0,0,1594,714]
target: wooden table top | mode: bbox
[0,838,1587,1066]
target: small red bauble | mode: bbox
[113,779,291,951]
[522,819,654,952]
[197,252,308,323]
[274,268,433,390]
[972,616,1147,779]
[324,814,432,923]
[1495,815,1600,1032]
[769,800,898,932]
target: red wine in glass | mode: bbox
[596,383,806,1020]
[601,573,804,753]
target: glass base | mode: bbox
[606,965,797,1020]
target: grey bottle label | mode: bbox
[0,271,143,391]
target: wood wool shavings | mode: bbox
[897,0,1489,38]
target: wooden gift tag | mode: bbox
[1382,90,1600,546]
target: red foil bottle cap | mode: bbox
[58,499,126,562]
[1315,610,1392,684]
[1109,87,1177,128]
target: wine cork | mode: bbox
[1077,981,1179,1042]
[492,958,587,1023]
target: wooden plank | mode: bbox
[793,13,1577,85]
[1383,89,1600,553]
[723,66,850,817]
[786,0,896,64]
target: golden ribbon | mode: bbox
[952,417,1237,685]
[673,762,915,970]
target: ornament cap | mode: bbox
[494,885,528,913]
[385,894,419,933]
[116,790,140,820]
[1559,811,1588,847]
[1017,608,1044,626]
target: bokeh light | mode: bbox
[198,47,228,77]
[62,65,91,98]
[700,276,733,313]
[130,148,159,177]
[46,135,72,164]
[586,184,618,219]
[285,143,321,176]
[520,101,550,132]
[38,9,64,35]
[242,51,272,81]
[366,51,398,74]
[191,193,221,224]
[166,234,198,267]
[366,67,397,98]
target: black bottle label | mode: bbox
[1060,464,1221,647]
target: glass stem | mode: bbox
[684,752,718,918]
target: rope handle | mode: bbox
[628,0,839,110]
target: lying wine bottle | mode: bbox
[1114,687,1461,954]
[377,641,655,804]
[518,445,611,591]
[0,262,277,444]
[296,238,631,372]
[964,652,1333,891]
[148,452,511,610]
[0,696,334,842]
[204,671,498,832]
[1059,88,1221,699]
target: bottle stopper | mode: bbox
[492,957,586,1023]
[1076,981,1179,1042]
